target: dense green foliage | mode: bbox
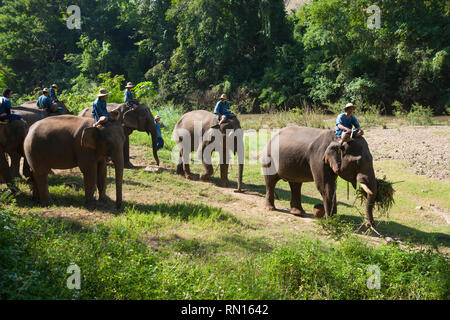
[0,0,448,112]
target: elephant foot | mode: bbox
[265,202,276,211]
[218,179,229,188]
[124,161,135,169]
[176,165,184,175]
[234,188,243,193]
[199,173,211,182]
[290,207,306,217]
[84,199,97,210]
[40,198,53,207]
[98,194,112,203]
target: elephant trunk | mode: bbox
[111,153,124,209]
[357,172,377,226]
[148,122,160,166]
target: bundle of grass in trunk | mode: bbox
[355,177,395,218]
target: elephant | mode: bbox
[173,110,243,191]
[24,112,125,209]
[11,101,72,178]
[19,100,72,115]
[261,126,377,226]
[79,103,160,168]
[0,119,28,184]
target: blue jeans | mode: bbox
[0,114,22,122]
[157,137,164,150]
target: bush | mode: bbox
[405,103,435,126]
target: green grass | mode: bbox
[1,207,448,299]
[1,106,449,300]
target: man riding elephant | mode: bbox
[49,84,62,103]
[92,88,113,123]
[37,88,64,115]
[11,90,72,179]
[336,103,364,143]
[0,88,28,191]
[262,126,377,227]
[0,88,22,123]
[124,82,140,109]
[79,101,160,168]
[214,94,232,125]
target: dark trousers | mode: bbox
[157,137,164,150]
[0,114,22,122]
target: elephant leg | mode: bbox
[200,145,213,181]
[219,164,229,188]
[8,153,21,179]
[123,135,135,169]
[81,165,97,207]
[183,163,192,180]
[97,160,109,202]
[316,180,337,219]
[0,152,12,184]
[178,148,192,180]
[177,150,184,175]
[34,171,51,206]
[23,157,32,178]
[332,191,337,216]
[289,182,305,216]
[264,174,280,211]
[30,175,39,201]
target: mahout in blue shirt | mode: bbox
[335,113,360,138]
[92,98,110,122]
[214,100,232,120]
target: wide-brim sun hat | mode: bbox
[97,88,111,97]
[344,103,357,111]
[220,94,227,99]
[42,88,50,93]
[51,84,58,89]
[125,82,135,88]
[155,115,161,121]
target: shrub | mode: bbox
[406,103,435,126]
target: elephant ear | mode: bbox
[109,109,120,121]
[323,142,341,174]
[123,109,138,130]
[81,127,98,149]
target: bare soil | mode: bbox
[365,126,450,180]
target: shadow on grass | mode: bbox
[126,202,244,226]
[208,176,352,209]
[14,174,121,214]
[220,234,273,253]
[158,232,272,256]
[340,214,450,248]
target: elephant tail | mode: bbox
[261,154,272,168]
